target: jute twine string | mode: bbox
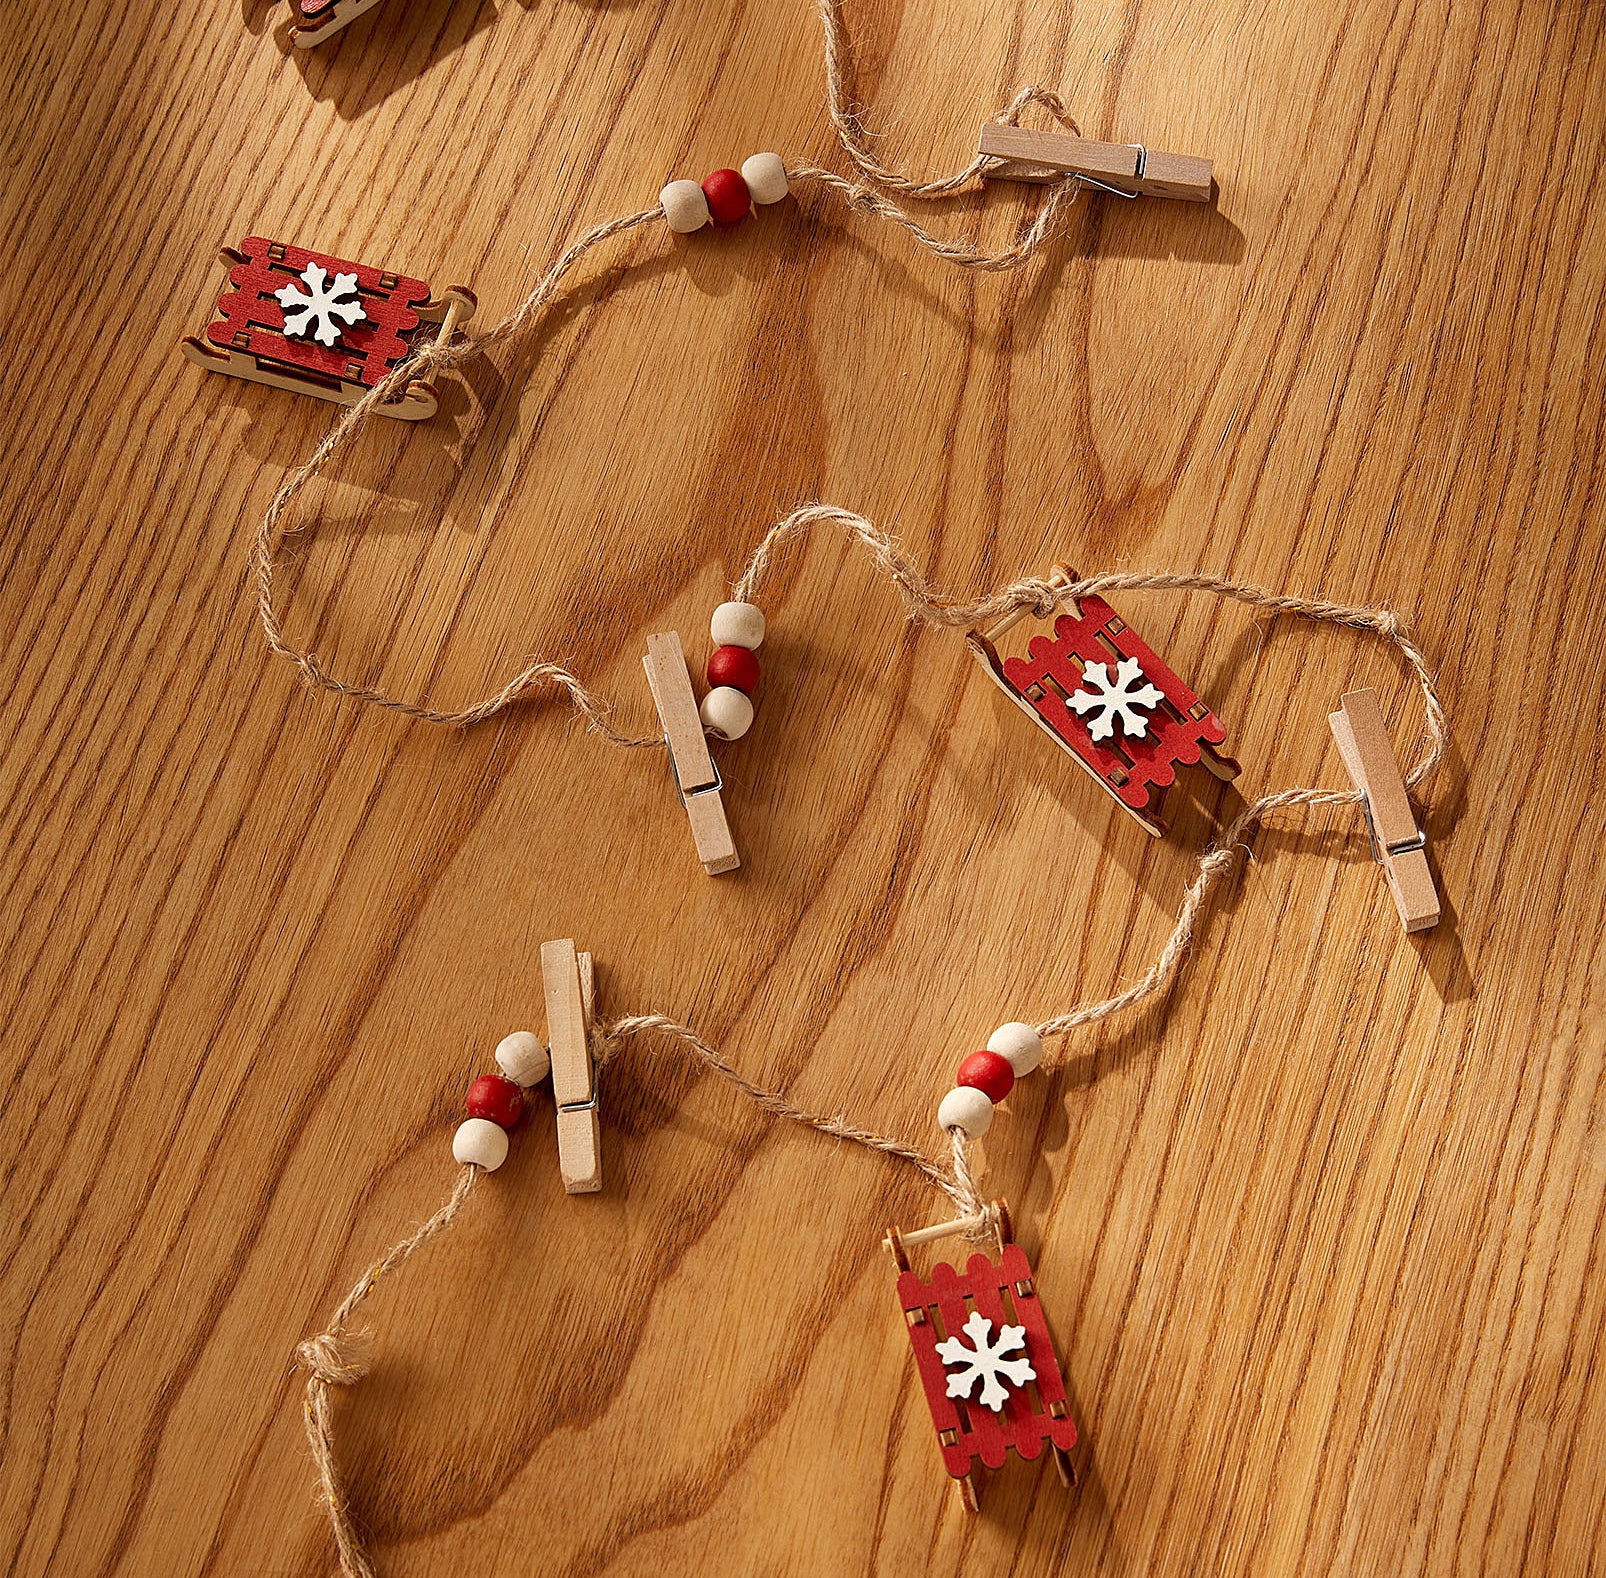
[297,1164,477,1578]
[594,1012,963,1197]
[291,520,1445,1574]
[727,504,1449,1043]
[265,472,1448,1076]
[253,43,1087,737]
[252,165,1075,734]
[255,0,1132,732]
[281,21,1448,1567]
[290,504,1447,1576]
[294,1006,997,1576]
[816,0,1082,195]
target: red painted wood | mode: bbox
[955,1050,1014,1104]
[896,1243,1078,1480]
[465,1074,524,1128]
[1000,595,1228,814]
[204,237,431,391]
[707,645,760,694]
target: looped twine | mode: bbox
[820,0,1082,196]
[976,84,1083,179]
[298,1332,368,1387]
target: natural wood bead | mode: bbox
[956,1049,1015,1103]
[701,167,751,225]
[452,1117,510,1171]
[661,179,710,234]
[707,644,760,695]
[741,152,789,205]
[466,1073,524,1128]
[937,1085,994,1138]
[495,1030,550,1087]
[986,1021,1043,1076]
[710,601,765,650]
[699,686,754,740]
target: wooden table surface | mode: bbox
[5,0,1606,1573]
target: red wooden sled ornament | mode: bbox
[968,563,1240,835]
[183,237,476,421]
[886,1203,1077,1510]
[289,0,391,45]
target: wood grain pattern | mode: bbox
[3,0,1605,1573]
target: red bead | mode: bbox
[956,1050,1015,1104]
[707,644,761,695]
[702,168,751,226]
[466,1074,524,1129]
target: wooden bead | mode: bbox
[661,179,710,234]
[699,686,754,740]
[986,1021,1043,1076]
[466,1073,524,1128]
[452,1117,510,1171]
[701,167,751,225]
[741,152,789,206]
[707,644,760,695]
[956,1049,1015,1103]
[937,1085,994,1138]
[710,601,765,650]
[495,1030,550,1087]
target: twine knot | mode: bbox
[592,1022,625,1069]
[298,1333,367,1386]
[962,1202,999,1242]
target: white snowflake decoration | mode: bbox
[935,1311,1035,1412]
[1067,655,1165,741]
[275,262,367,347]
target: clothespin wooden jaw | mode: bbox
[543,938,602,1193]
[1328,688,1440,933]
[643,631,740,875]
[978,123,1213,202]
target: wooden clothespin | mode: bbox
[1328,689,1440,932]
[978,123,1213,202]
[543,938,601,1193]
[643,631,740,875]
